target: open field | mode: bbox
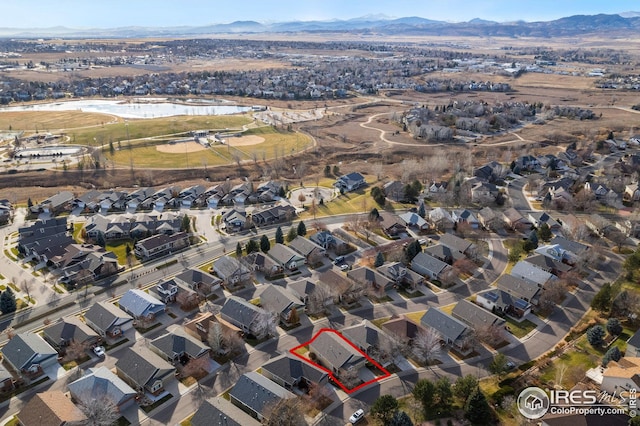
[0,110,121,132]
[106,126,311,168]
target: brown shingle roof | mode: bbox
[17,390,87,426]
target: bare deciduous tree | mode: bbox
[252,310,278,338]
[264,397,308,426]
[77,394,119,426]
[413,327,441,364]
[207,321,226,355]
[190,381,214,409]
[62,340,89,363]
[475,323,506,347]
[224,329,246,355]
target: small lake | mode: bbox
[1,99,251,119]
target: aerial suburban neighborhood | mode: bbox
[2,3,640,426]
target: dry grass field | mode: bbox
[0,110,120,132]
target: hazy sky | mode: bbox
[2,0,638,28]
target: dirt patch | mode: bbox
[226,135,265,147]
[156,141,208,153]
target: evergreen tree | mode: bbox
[286,226,298,242]
[275,226,284,244]
[181,214,191,233]
[278,186,286,198]
[537,223,552,242]
[464,388,492,425]
[235,242,242,257]
[435,376,453,408]
[606,318,622,335]
[27,198,33,209]
[405,240,422,262]
[0,288,17,314]
[602,346,622,367]
[374,252,385,268]
[591,283,613,312]
[587,325,606,347]
[454,375,479,400]
[413,379,436,415]
[369,208,380,221]
[260,235,270,253]
[246,239,259,254]
[418,202,426,218]
[324,164,332,177]
[388,411,414,426]
[370,394,399,425]
[297,221,307,237]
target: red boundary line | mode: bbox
[289,328,391,394]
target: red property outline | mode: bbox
[289,328,391,394]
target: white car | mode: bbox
[340,264,350,271]
[349,409,365,424]
[93,346,106,357]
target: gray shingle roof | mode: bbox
[285,279,316,301]
[511,261,554,286]
[191,397,260,426]
[308,331,363,371]
[220,296,266,329]
[346,267,392,289]
[213,256,249,279]
[84,301,133,334]
[229,372,294,419]
[288,236,324,257]
[259,285,303,315]
[115,347,175,389]
[438,233,473,254]
[68,366,136,407]
[451,299,504,329]
[627,329,640,349]
[420,308,468,343]
[150,326,210,359]
[341,320,390,352]
[43,316,99,346]
[175,268,221,288]
[262,354,328,387]
[496,274,540,302]
[268,243,304,266]
[411,252,449,276]
[2,333,57,370]
[118,289,165,318]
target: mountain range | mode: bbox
[2,12,640,38]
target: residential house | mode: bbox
[84,212,184,242]
[550,236,589,256]
[383,181,405,202]
[381,315,424,344]
[68,366,137,412]
[251,204,296,227]
[118,289,165,321]
[511,261,555,287]
[378,212,407,237]
[262,353,329,391]
[502,207,532,231]
[259,284,305,325]
[428,207,454,230]
[516,155,540,171]
[134,231,189,260]
[624,182,640,203]
[601,357,640,395]
[452,209,480,229]
[496,274,541,305]
[523,254,572,276]
[179,185,205,208]
[470,181,500,203]
[191,397,260,426]
[428,181,448,194]
[222,209,248,231]
[424,244,465,266]
[476,289,532,319]
[174,268,221,298]
[627,329,640,358]
[347,266,393,292]
[155,279,179,303]
[2,333,58,377]
[229,372,295,422]
[420,308,471,352]
[318,270,357,303]
[528,212,561,231]
[0,199,12,225]
[150,325,210,364]
[309,230,350,253]
[17,390,87,426]
[242,252,283,278]
[212,255,252,288]
[334,172,366,192]
[256,181,284,203]
[52,244,121,287]
[399,212,430,231]
[0,364,14,393]
[220,296,271,339]
[184,312,242,345]
[84,301,134,339]
[268,243,305,271]
[439,233,474,257]
[18,217,70,256]
[451,299,505,331]
[32,191,74,215]
[42,316,100,352]
[115,347,176,395]
[286,279,318,305]
[341,319,393,363]
[534,244,577,265]
[377,262,424,288]
[474,161,507,183]
[308,330,366,376]
[411,252,452,281]
[288,236,326,264]
[477,206,501,230]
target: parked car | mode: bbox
[93,346,106,357]
[349,409,365,424]
[334,256,345,265]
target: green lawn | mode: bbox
[405,310,427,324]
[105,239,136,267]
[72,223,84,243]
[371,316,391,328]
[504,317,537,339]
